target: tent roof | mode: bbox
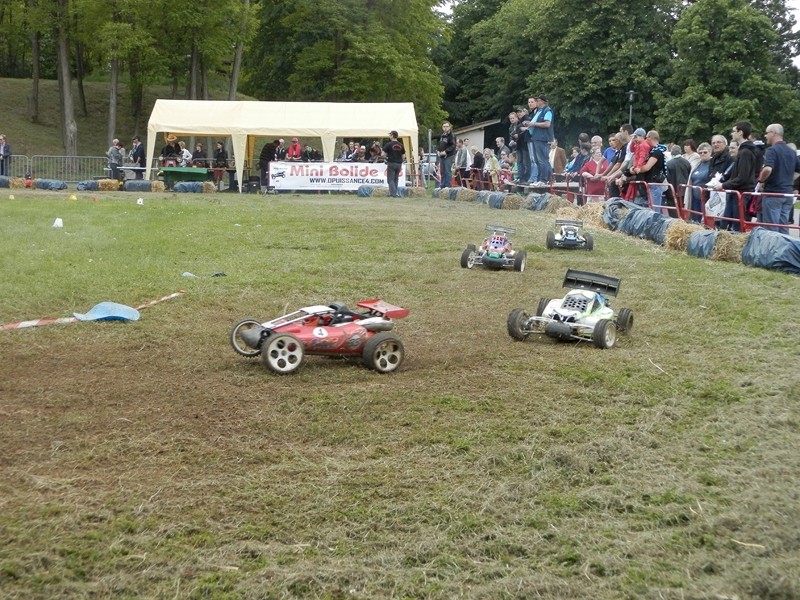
[147,100,419,139]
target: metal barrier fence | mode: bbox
[4,154,111,182]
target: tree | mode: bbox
[655,0,800,142]
[53,0,77,155]
[242,0,447,133]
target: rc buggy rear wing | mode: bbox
[555,219,583,228]
[485,224,516,235]
[356,299,410,319]
[562,269,620,297]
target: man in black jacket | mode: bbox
[713,121,758,231]
[259,140,279,187]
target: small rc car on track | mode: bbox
[461,225,527,272]
[230,299,409,374]
[546,219,593,250]
[507,269,633,349]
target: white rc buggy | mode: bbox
[506,269,633,349]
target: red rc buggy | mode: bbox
[230,299,409,374]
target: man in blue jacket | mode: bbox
[529,95,554,186]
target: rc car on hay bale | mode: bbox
[507,269,633,349]
[230,299,409,374]
[460,225,527,272]
[546,219,594,250]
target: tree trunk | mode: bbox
[228,0,249,101]
[75,40,87,117]
[108,57,118,146]
[56,0,77,155]
[189,44,198,100]
[28,30,40,123]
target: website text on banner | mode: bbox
[268,161,405,192]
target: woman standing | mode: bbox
[685,142,713,222]
[483,148,500,190]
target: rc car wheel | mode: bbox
[616,308,634,334]
[460,245,477,269]
[513,250,527,272]
[362,333,404,373]
[546,231,555,250]
[592,319,617,349]
[507,308,530,340]
[584,233,594,251]
[536,298,552,317]
[230,318,263,357]
[261,333,304,374]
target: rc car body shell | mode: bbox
[230,299,408,373]
[461,225,527,272]
[507,270,633,349]
[546,219,594,250]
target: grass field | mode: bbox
[1,190,799,599]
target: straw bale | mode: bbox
[406,187,427,198]
[544,196,573,213]
[97,179,121,192]
[202,181,216,194]
[555,206,581,220]
[151,180,166,193]
[711,230,748,263]
[579,202,608,228]
[502,193,523,210]
[9,177,26,189]
[455,188,478,202]
[371,186,390,197]
[663,220,705,252]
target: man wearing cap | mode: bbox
[286,137,302,161]
[529,94,555,186]
[382,131,406,198]
[160,135,181,166]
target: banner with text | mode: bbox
[268,161,405,191]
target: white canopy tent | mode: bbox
[145,100,419,189]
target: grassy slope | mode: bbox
[0,191,799,599]
[0,78,249,157]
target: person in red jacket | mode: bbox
[286,137,302,161]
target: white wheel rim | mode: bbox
[373,340,402,372]
[266,337,303,372]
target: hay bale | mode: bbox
[202,181,216,194]
[663,220,705,252]
[9,177,26,189]
[556,206,581,220]
[371,186,390,197]
[152,180,166,193]
[455,188,477,202]
[502,193,523,210]
[406,187,427,198]
[97,179,121,192]
[545,196,573,213]
[578,202,608,229]
[711,230,748,263]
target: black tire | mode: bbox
[546,230,555,250]
[592,319,617,349]
[536,298,552,317]
[507,308,530,340]
[460,245,476,269]
[362,333,404,373]
[616,308,634,334]
[584,232,594,250]
[513,250,527,272]
[230,318,263,357]
[261,333,304,374]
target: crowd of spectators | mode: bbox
[433,99,799,233]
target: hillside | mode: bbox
[0,78,253,157]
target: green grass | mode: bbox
[1,190,799,599]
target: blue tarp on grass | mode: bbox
[741,227,800,275]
